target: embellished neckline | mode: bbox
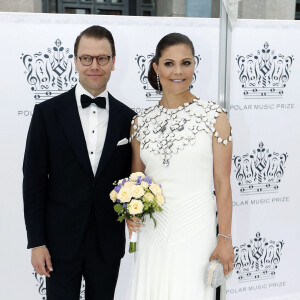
[158,98,198,112]
[129,100,232,167]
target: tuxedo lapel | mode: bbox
[94,93,123,179]
[56,88,94,179]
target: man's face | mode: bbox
[75,36,115,97]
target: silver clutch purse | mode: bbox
[204,259,232,288]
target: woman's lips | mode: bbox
[170,79,185,83]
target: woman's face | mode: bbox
[153,43,195,95]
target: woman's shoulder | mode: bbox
[192,98,232,144]
[129,104,158,142]
[135,104,159,118]
[130,104,158,126]
[194,98,228,114]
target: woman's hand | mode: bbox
[125,217,143,239]
[209,237,235,275]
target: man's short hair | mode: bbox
[74,25,116,57]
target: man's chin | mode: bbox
[81,81,106,94]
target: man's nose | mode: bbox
[90,57,100,69]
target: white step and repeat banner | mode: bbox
[0,13,220,300]
[228,20,300,300]
[0,12,299,300]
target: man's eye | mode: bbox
[82,56,91,61]
[98,56,107,61]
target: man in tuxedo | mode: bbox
[23,25,135,300]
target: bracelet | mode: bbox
[218,233,232,239]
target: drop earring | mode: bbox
[157,73,161,94]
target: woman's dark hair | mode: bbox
[148,33,195,91]
[74,25,116,57]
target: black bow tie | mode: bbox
[80,94,106,109]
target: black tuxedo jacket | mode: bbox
[23,87,135,261]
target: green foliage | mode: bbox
[117,215,125,222]
[150,212,157,228]
[114,203,123,213]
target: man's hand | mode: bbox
[31,246,53,278]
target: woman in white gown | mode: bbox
[127,33,234,300]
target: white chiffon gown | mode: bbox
[129,99,232,300]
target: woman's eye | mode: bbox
[164,62,173,67]
[183,61,191,66]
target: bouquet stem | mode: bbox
[129,231,138,253]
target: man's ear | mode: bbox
[74,56,78,72]
[112,56,116,71]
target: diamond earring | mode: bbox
[157,73,161,94]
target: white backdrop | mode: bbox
[228,20,300,300]
[0,12,220,300]
[0,12,299,300]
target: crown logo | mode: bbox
[33,271,85,299]
[237,42,294,99]
[234,232,284,282]
[135,53,201,101]
[232,142,288,195]
[21,39,78,104]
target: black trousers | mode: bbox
[46,213,121,300]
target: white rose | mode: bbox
[109,190,118,202]
[140,181,149,189]
[130,172,146,182]
[149,183,162,196]
[117,187,132,203]
[156,194,165,206]
[143,192,154,202]
[131,185,145,198]
[124,181,134,189]
[128,199,144,215]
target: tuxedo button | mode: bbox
[91,151,93,154]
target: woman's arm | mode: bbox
[126,119,145,237]
[209,112,234,275]
[130,118,146,173]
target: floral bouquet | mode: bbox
[110,172,164,253]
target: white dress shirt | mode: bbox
[75,82,109,175]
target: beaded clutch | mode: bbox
[204,259,232,288]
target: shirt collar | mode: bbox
[75,82,109,110]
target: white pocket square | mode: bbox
[117,138,129,146]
